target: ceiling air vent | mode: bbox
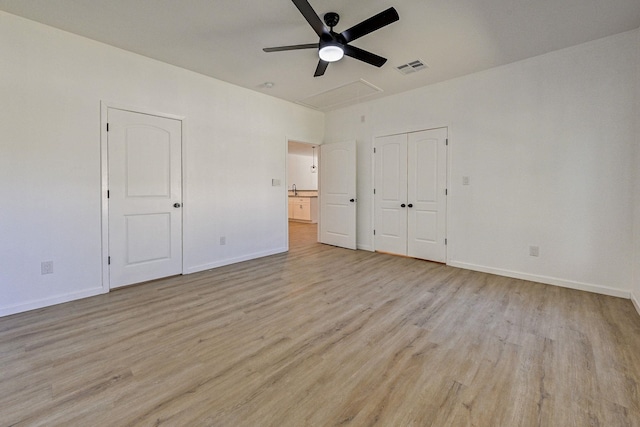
[395,60,428,75]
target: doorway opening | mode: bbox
[287,140,319,244]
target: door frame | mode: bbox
[372,126,450,263]
[100,101,187,291]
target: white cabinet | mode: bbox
[374,128,448,262]
[288,199,295,219]
[288,197,318,223]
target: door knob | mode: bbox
[173,203,182,208]
[401,204,406,208]
[408,204,413,208]
[350,199,355,203]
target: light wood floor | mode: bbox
[2,222,640,426]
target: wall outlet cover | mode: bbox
[41,261,54,274]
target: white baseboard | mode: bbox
[0,287,106,318]
[185,247,288,274]
[357,244,373,251]
[447,260,631,299]
[631,292,640,317]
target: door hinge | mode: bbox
[446,138,448,146]
[107,190,110,198]
[373,229,376,235]
[445,188,448,196]
[108,256,111,265]
[373,147,376,153]
[445,238,447,245]
[106,123,109,132]
[373,188,376,194]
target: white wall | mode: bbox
[0,12,324,316]
[326,30,639,297]
[632,28,640,314]
[287,152,318,190]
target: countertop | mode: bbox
[288,191,318,197]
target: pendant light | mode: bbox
[310,146,317,173]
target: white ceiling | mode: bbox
[1,0,639,111]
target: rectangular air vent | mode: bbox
[396,60,428,75]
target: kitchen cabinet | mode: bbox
[288,197,318,223]
[288,199,295,219]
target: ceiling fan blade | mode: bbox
[263,43,319,52]
[314,60,329,77]
[339,7,399,43]
[343,45,387,67]
[291,0,327,37]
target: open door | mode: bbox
[319,141,357,249]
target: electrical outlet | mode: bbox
[529,246,539,257]
[462,176,470,186]
[41,261,54,275]
[272,179,280,187]
[220,236,226,245]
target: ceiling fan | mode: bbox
[263,0,399,77]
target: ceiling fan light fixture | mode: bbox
[319,44,344,62]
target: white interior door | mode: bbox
[108,108,183,288]
[374,134,408,254]
[407,128,448,262]
[374,128,447,262]
[319,141,356,249]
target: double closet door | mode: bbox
[374,128,447,262]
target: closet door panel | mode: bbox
[374,134,408,255]
[407,128,447,262]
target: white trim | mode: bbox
[185,247,288,274]
[180,116,189,278]
[369,136,376,251]
[284,137,290,251]
[448,260,631,299]
[100,101,186,291]
[100,102,110,292]
[632,292,640,317]
[0,287,105,318]
[445,128,452,264]
[357,244,373,251]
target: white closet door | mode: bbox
[374,134,408,255]
[407,128,448,262]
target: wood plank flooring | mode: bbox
[2,221,640,426]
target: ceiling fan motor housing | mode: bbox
[324,12,340,28]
